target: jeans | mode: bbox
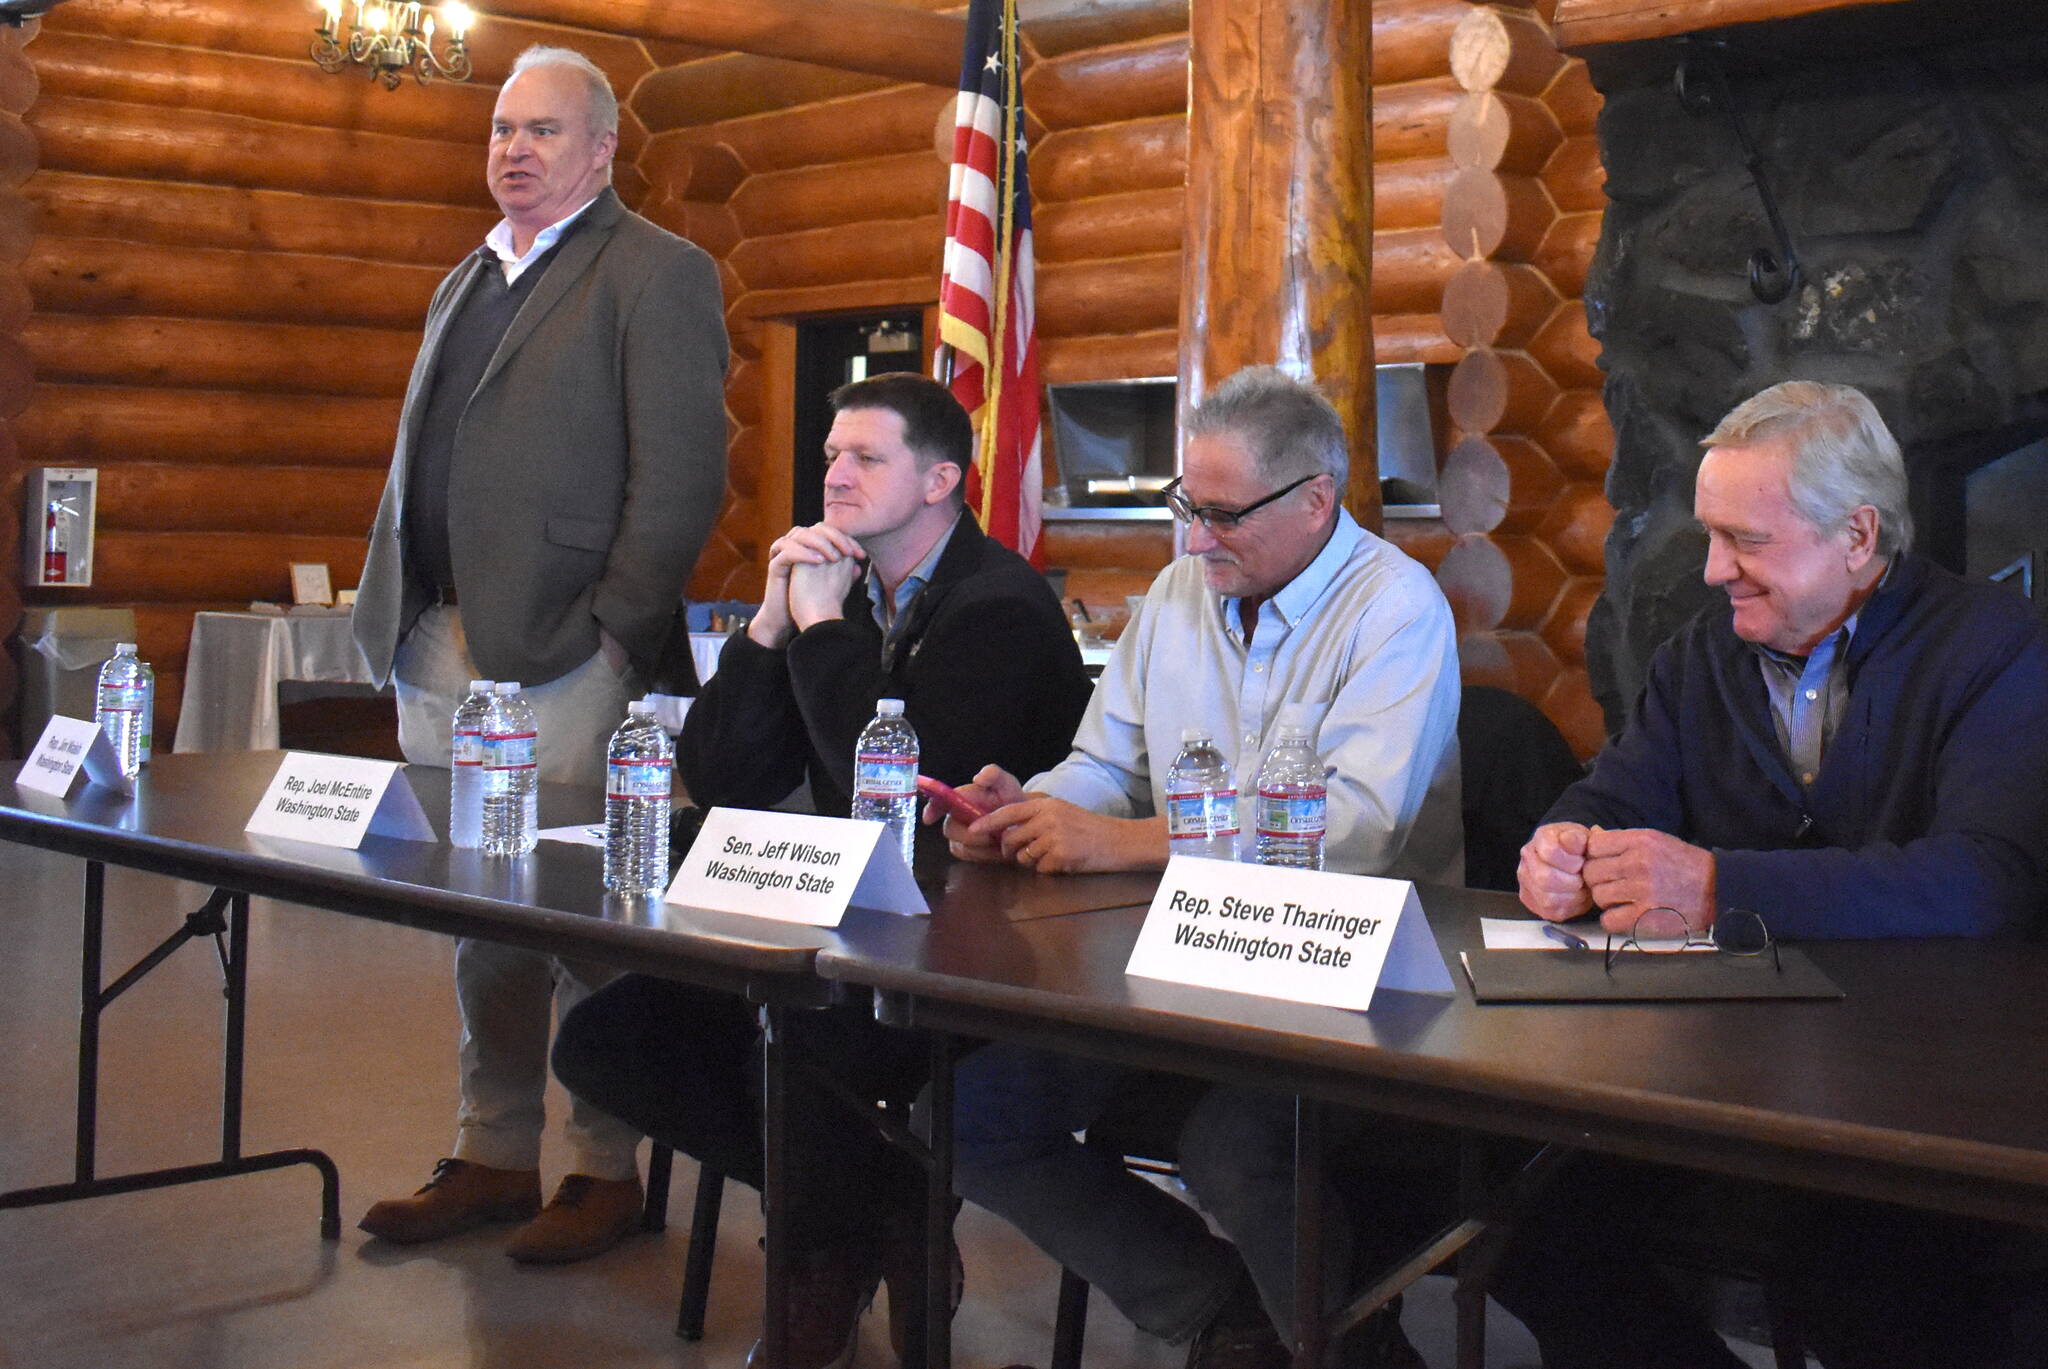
[948,1043,1242,1343]
[552,974,932,1251]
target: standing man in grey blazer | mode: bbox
[352,44,727,1264]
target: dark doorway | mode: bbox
[791,314,924,525]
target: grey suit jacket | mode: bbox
[354,188,728,689]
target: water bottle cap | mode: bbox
[469,679,493,692]
[495,681,520,695]
[115,642,136,653]
[627,700,654,716]
[1179,727,1211,745]
[876,698,905,717]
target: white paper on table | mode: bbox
[539,823,607,849]
[1479,917,1712,951]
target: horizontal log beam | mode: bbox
[33,95,491,206]
[1374,313,1462,366]
[22,315,417,396]
[1036,186,1183,263]
[1027,0,1190,60]
[91,531,369,603]
[1534,209,1602,297]
[683,84,953,176]
[22,172,495,267]
[1539,481,1614,575]
[1025,31,1188,131]
[42,0,656,104]
[14,384,402,468]
[1374,0,1468,85]
[31,29,498,145]
[1375,227,1466,316]
[633,54,889,133]
[1038,251,1182,337]
[1035,116,1187,202]
[727,276,936,326]
[481,0,964,87]
[26,237,440,329]
[726,214,943,295]
[1373,78,1466,164]
[1529,305,1603,389]
[1039,329,1178,384]
[729,151,943,238]
[95,464,387,535]
[1534,388,1615,479]
[1550,0,1910,52]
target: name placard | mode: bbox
[19,715,130,797]
[244,753,435,848]
[1125,857,1453,1011]
[666,807,928,926]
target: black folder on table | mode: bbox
[1459,947,1844,1003]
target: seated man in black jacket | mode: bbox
[552,372,1090,1369]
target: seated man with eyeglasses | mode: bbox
[938,365,1463,1368]
[1509,380,2048,1369]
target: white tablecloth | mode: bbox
[174,610,379,753]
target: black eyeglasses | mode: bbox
[1162,474,1321,531]
[1603,906,1778,975]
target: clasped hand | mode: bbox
[1518,822,1717,933]
[746,524,866,649]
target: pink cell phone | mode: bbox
[916,774,991,824]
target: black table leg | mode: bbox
[759,1002,792,1369]
[0,868,340,1239]
[925,1029,954,1369]
[1454,1136,1489,1369]
[1293,1095,1326,1369]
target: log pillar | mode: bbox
[1180,0,1380,529]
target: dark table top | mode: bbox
[0,751,830,996]
[818,876,2048,1226]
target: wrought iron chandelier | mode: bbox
[312,0,476,89]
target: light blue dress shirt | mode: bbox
[1029,508,1464,882]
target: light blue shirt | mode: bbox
[1030,508,1464,882]
[864,516,957,647]
[484,194,600,286]
[1754,612,1857,792]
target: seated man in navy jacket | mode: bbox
[553,373,1091,1369]
[1510,379,2048,1369]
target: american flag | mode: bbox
[937,0,1043,564]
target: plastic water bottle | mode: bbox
[604,700,674,894]
[1165,728,1238,862]
[852,698,918,871]
[1254,724,1326,869]
[448,679,494,849]
[94,642,154,778]
[480,682,538,857]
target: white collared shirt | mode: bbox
[483,195,600,286]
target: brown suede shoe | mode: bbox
[358,1158,541,1244]
[502,1173,645,1265]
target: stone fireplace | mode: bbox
[1571,0,2048,726]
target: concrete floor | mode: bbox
[0,842,1776,1369]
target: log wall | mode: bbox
[637,0,1612,756]
[1433,0,1608,757]
[15,0,658,747]
[0,29,34,753]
